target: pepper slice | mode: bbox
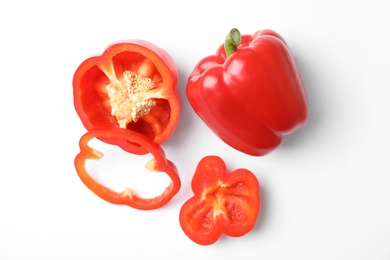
[74,128,181,210]
[73,41,180,154]
[179,156,261,245]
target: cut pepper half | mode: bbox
[73,41,180,154]
[74,128,181,210]
[179,156,261,245]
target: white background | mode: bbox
[1,0,389,259]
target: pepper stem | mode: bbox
[224,28,242,57]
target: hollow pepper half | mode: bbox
[74,128,181,210]
[179,156,261,245]
[186,28,308,156]
[73,41,180,154]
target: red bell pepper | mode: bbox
[74,128,181,210]
[73,41,180,154]
[179,156,261,245]
[186,28,308,156]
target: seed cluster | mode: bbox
[106,70,156,128]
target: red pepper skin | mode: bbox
[179,156,261,245]
[73,41,180,155]
[186,29,308,156]
[74,128,181,210]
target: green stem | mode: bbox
[224,28,242,57]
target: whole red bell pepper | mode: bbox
[73,41,180,154]
[179,156,261,245]
[74,128,181,210]
[186,28,308,156]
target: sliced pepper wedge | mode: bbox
[74,128,181,210]
[179,156,261,245]
[73,41,180,154]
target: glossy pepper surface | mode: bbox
[73,41,180,154]
[74,128,181,210]
[179,156,261,245]
[186,29,308,156]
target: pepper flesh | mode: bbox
[186,29,308,156]
[179,156,261,245]
[73,41,180,154]
[74,128,181,210]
